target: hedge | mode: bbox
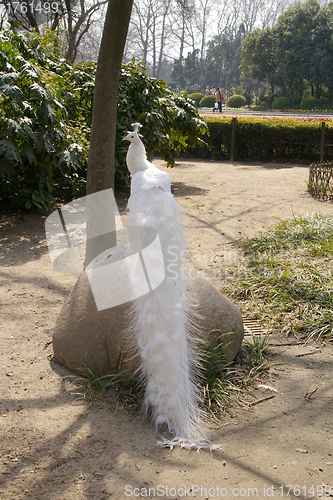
[188,117,333,162]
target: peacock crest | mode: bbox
[131,122,142,133]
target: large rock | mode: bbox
[53,273,244,375]
[191,276,244,362]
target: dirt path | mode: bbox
[1,159,333,500]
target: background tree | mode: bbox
[240,27,281,93]
[216,0,290,38]
[125,0,194,79]
[170,0,292,91]
[2,0,108,62]
[170,0,195,87]
[204,30,243,89]
[195,0,215,61]
[62,0,109,62]
[240,0,333,105]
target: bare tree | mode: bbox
[257,0,291,28]
[123,0,295,87]
[127,0,152,66]
[125,0,195,78]
[195,0,215,60]
[216,0,291,38]
[74,9,107,62]
[171,0,195,80]
[155,0,171,78]
[2,0,108,63]
[63,0,109,62]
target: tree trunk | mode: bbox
[65,35,76,63]
[328,85,332,108]
[178,13,186,84]
[142,2,151,68]
[152,16,156,77]
[85,0,133,265]
[315,84,321,99]
[156,0,170,79]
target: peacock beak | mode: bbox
[122,132,131,141]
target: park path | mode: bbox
[0,158,332,499]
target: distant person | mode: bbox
[213,87,222,112]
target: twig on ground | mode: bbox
[269,342,305,347]
[249,395,276,406]
[295,350,321,357]
[305,387,318,401]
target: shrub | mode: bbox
[272,96,293,109]
[116,61,208,188]
[301,96,323,109]
[0,31,86,210]
[187,116,332,163]
[188,92,205,106]
[227,95,246,108]
[235,86,244,95]
[0,30,208,209]
[199,95,215,107]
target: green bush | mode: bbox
[272,96,293,109]
[188,92,205,106]
[301,96,323,109]
[0,30,208,210]
[116,61,208,188]
[0,31,86,210]
[227,95,246,108]
[199,95,215,107]
[235,86,244,95]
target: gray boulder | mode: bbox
[53,273,243,375]
[191,276,244,362]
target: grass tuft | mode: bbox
[223,214,333,342]
[67,333,281,417]
[66,352,144,412]
[199,333,282,414]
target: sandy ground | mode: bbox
[1,159,333,500]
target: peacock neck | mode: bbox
[127,141,149,174]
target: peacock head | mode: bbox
[122,122,143,144]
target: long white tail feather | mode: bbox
[156,437,222,451]
[127,181,206,442]
[124,124,208,446]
